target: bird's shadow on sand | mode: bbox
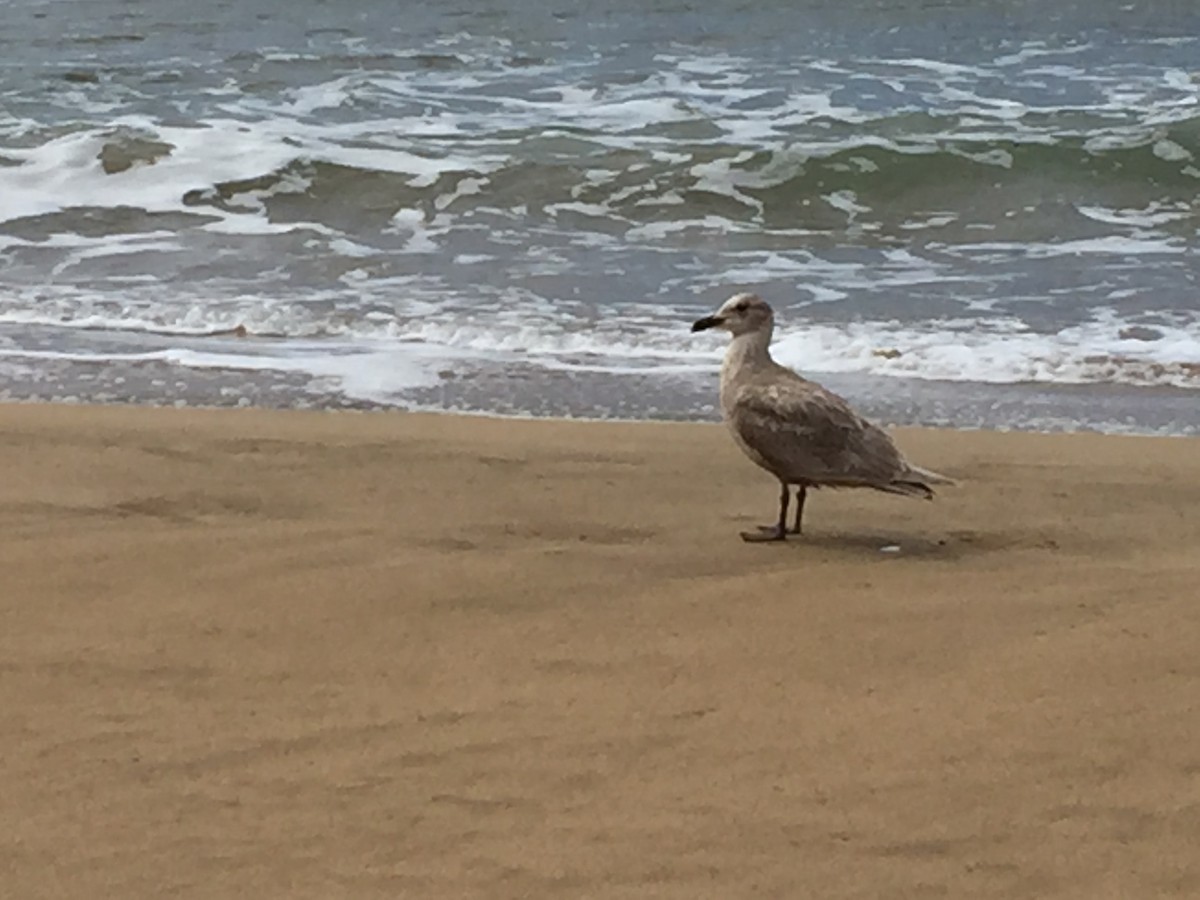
[757,528,1027,562]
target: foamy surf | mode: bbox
[2,0,1199,433]
[3,300,1199,402]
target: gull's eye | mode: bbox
[734,300,749,313]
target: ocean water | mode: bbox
[2,0,1199,433]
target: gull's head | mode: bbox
[691,292,773,337]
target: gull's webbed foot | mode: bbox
[741,525,787,543]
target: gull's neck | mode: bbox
[722,323,774,379]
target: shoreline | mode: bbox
[3,401,1199,898]
[1,364,1199,436]
[3,394,1200,443]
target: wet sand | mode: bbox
[2,403,1198,898]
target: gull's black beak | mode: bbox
[691,315,722,333]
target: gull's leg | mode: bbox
[742,481,789,542]
[790,485,808,535]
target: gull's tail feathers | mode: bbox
[875,479,936,501]
[905,463,956,486]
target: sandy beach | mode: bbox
[2,402,1199,898]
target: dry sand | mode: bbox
[2,402,1198,898]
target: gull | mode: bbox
[692,292,953,542]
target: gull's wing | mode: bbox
[729,372,908,486]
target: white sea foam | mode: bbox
[0,120,299,224]
[1153,139,1193,162]
[957,235,1186,258]
[993,42,1095,66]
[0,341,449,403]
[1075,202,1193,227]
[49,235,183,277]
[0,114,491,232]
[2,27,1200,423]
[762,315,1200,388]
[3,294,1198,397]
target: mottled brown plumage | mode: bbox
[692,292,952,542]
